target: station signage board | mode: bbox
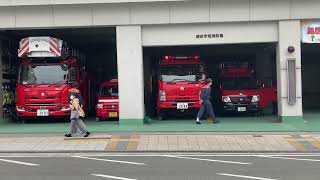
[302,21,320,43]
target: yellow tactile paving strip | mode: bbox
[284,135,320,151]
[126,135,140,151]
[105,135,120,151]
[286,140,306,151]
[60,134,320,152]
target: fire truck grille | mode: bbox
[103,104,119,110]
[26,103,60,106]
[169,97,198,102]
[29,97,56,99]
[230,96,252,104]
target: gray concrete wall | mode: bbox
[142,22,278,46]
[0,0,320,28]
[277,20,302,119]
[0,0,186,6]
[116,25,144,123]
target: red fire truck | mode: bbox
[16,36,92,122]
[96,79,119,121]
[219,62,277,115]
[157,55,206,120]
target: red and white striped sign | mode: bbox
[18,37,62,57]
[18,38,29,57]
[49,37,61,56]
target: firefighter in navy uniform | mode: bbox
[196,78,219,124]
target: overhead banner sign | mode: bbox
[302,21,320,43]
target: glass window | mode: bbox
[70,66,78,82]
[100,85,118,97]
[159,65,205,83]
[222,77,257,90]
[19,64,68,85]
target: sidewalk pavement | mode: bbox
[1,133,320,153]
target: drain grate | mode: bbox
[252,135,263,137]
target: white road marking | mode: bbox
[163,155,251,165]
[2,153,320,158]
[255,155,320,162]
[217,173,277,180]
[78,153,320,157]
[0,158,39,166]
[72,156,146,165]
[91,174,137,180]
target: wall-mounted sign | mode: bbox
[302,21,320,43]
[196,33,224,39]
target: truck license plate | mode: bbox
[238,107,246,112]
[109,112,118,117]
[177,103,188,109]
[37,109,49,116]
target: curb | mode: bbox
[1,150,320,154]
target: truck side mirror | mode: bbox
[258,83,264,89]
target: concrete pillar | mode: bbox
[116,26,144,125]
[277,20,303,122]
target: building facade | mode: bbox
[0,0,319,125]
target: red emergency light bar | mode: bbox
[163,55,200,61]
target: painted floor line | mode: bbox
[91,174,137,180]
[255,155,320,162]
[217,173,277,180]
[0,158,39,166]
[72,156,146,165]
[163,155,251,165]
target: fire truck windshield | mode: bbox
[222,77,257,90]
[100,85,118,97]
[160,65,205,83]
[19,64,68,85]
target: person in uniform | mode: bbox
[196,78,219,124]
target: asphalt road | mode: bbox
[0,153,320,180]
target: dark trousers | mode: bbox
[197,100,215,119]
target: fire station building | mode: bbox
[0,0,320,126]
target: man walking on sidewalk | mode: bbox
[196,78,219,124]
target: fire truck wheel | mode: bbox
[253,110,264,117]
[16,116,21,123]
[158,111,166,120]
[157,110,164,121]
[96,118,100,122]
[18,117,27,124]
[62,116,70,122]
[219,110,227,117]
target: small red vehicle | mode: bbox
[96,79,119,121]
[16,37,92,122]
[218,62,277,115]
[157,55,206,119]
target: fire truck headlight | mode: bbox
[16,106,25,111]
[96,104,103,109]
[251,95,260,102]
[159,90,166,102]
[222,96,231,103]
